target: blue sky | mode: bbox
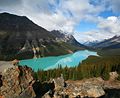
[75,20,97,32]
[99,10,116,18]
[0,0,120,42]
[75,10,118,32]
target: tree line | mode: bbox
[33,55,120,81]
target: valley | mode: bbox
[0,12,120,98]
[0,13,85,61]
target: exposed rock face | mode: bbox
[0,65,36,98]
[56,80,105,98]
[109,71,119,81]
[51,30,86,48]
[85,83,105,97]
[44,77,105,98]
[0,61,13,73]
[45,75,120,98]
[53,74,65,91]
[0,65,120,98]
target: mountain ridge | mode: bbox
[0,12,85,60]
[83,35,120,49]
[93,35,120,49]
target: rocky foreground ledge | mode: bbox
[0,65,120,98]
[0,65,36,98]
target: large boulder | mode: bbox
[60,82,105,98]
[0,65,36,98]
[83,82,105,97]
[109,71,119,81]
[53,74,65,91]
[52,77,105,98]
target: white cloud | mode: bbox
[75,16,120,43]
[0,0,22,7]
[0,0,104,33]
[108,0,120,13]
[98,16,120,34]
[23,0,104,32]
[0,0,120,42]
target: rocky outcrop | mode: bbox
[52,77,105,98]
[0,65,36,98]
[0,65,120,98]
[43,73,120,98]
[0,61,13,73]
[109,71,119,81]
[53,74,65,91]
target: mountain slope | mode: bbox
[0,12,85,60]
[83,40,100,47]
[89,36,120,56]
[93,36,120,49]
[0,12,54,39]
[50,30,86,48]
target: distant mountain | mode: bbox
[83,40,100,47]
[87,36,120,56]
[0,12,85,60]
[93,35,120,49]
[50,30,86,48]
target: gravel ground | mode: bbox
[0,61,13,72]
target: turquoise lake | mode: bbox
[19,50,98,71]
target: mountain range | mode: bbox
[0,12,120,60]
[0,12,85,60]
[92,36,120,49]
[84,36,120,49]
[84,36,120,56]
[83,40,100,47]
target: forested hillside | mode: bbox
[34,55,120,81]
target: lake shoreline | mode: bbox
[19,50,97,71]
